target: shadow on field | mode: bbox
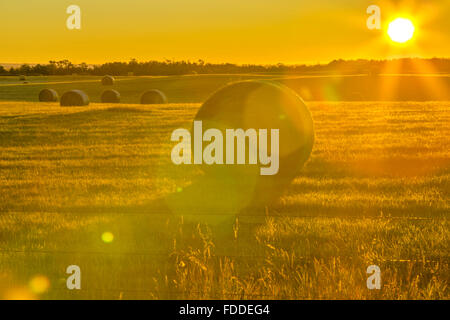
[2,106,153,125]
[47,106,153,119]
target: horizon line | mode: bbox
[2,56,450,68]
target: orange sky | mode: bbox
[1,0,449,64]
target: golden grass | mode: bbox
[0,101,448,299]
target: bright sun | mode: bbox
[388,18,415,43]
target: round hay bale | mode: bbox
[193,80,314,207]
[60,90,90,107]
[101,75,115,86]
[140,90,168,104]
[101,89,121,103]
[19,75,26,81]
[369,67,381,77]
[39,89,59,102]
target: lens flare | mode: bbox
[29,275,50,294]
[4,287,37,300]
[387,18,415,43]
[101,231,114,243]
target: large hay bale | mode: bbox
[140,90,168,104]
[101,75,115,86]
[60,90,90,107]
[19,75,26,81]
[192,80,314,207]
[101,89,121,103]
[39,89,59,102]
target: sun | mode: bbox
[387,18,415,43]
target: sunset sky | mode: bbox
[1,0,449,64]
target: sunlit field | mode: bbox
[1,74,449,103]
[0,89,448,299]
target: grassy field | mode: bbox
[1,74,449,103]
[0,75,272,104]
[0,93,448,299]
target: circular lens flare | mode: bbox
[388,18,415,43]
[29,275,50,294]
[101,231,114,243]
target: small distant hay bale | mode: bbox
[368,67,381,77]
[60,90,90,107]
[101,75,115,86]
[101,89,121,103]
[19,75,26,81]
[39,89,59,102]
[140,89,168,104]
[350,92,364,101]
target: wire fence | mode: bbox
[0,284,306,299]
[1,210,446,220]
[1,247,446,298]
[0,248,446,264]
[1,211,446,298]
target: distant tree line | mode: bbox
[1,58,449,76]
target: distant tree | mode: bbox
[1,58,448,77]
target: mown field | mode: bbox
[1,74,449,103]
[0,90,448,299]
[0,75,273,104]
[0,71,450,299]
